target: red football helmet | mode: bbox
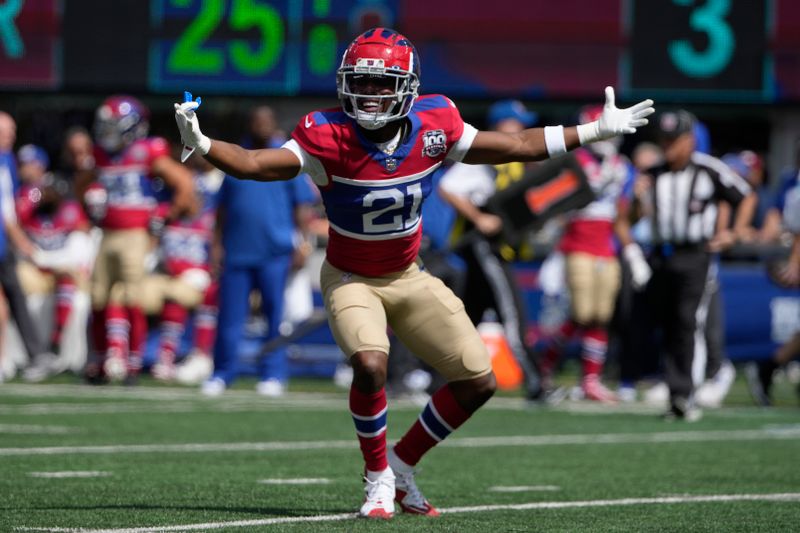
[93,95,149,153]
[337,28,420,130]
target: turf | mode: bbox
[1,372,799,532]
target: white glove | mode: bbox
[623,243,652,291]
[174,99,211,162]
[578,87,655,144]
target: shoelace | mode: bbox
[395,470,426,506]
[363,475,394,503]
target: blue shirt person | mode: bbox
[203,107,317,396]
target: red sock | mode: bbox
[350,386,388,472]
[541,320,579,376]
[105,304,129,359]
[393,384,471,467]
[158,301,188,365]
[127,306,147,374]
[51,277,76,348]
[581,327,608,380]
[193,282,218,354]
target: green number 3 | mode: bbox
[668,0,734,78]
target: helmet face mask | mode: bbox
[94,96,149,153]
[337,29,420,130]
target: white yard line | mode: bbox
[2,383,794,418]
[0,424,76,434]
[1,427,799,457]
[14,492,800,532]
[0,383,664,414]
[28,471,112,478]
[489,485,561,492]
[257,478,331,485]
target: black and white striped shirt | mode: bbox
[649,152,751,245]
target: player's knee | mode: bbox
[451,372,496,413]
[122,283,143,307]
[350,350,388,393]
[474,372,497,403]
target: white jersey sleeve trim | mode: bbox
[446,122,478,163]
[282,139,329,187]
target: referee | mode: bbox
[619,110,754,420]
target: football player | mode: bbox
[139,165,220,381]
[175,28,654,519]
[537,105,639,403]
[15,145,93,360]
[77,95,197,384]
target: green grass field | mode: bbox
[1,371,800,532]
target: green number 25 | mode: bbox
[668,0,734,78]
[167,0,284,76]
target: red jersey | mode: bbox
[94,137,169,230]
[16,186,88,251]
[558,148,634,258]
[290,95,472,276]
[155,203,215,276]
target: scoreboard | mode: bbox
[0,0,798,103]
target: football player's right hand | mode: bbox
[174,95,211,159]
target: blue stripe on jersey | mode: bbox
[412,95,451,113]
[352,409,388,438]
[322,169,433,240]
[312,110,348,126]
[419,403,451,442]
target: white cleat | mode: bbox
[151,362,176,382]
[175,351,213,385]
[617,385,637,403]
[103,352,128,382]
[388,447,439,516]
[255,378,286,398]
[696,360,736,408]
[643,381,669,407]
[359,467,395,519]
[200,377,226,397]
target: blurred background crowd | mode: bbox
[1,0,800,415]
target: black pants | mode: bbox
[456,235,541,396]
[0,252,46,361]
[647,248,711,403]
[612,256,661,384]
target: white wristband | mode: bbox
[544,126,567,157]
[577,121,601,145]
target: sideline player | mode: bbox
[174,28,654,519]
[77,95,197,384]
[537,105,638,403]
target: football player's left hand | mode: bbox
[579,87,655,144]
